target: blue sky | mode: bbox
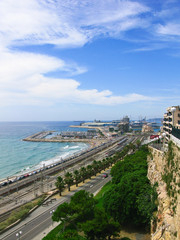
[0,0,180,121]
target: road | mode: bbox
[0,135,141,239]
[0,170,111,240]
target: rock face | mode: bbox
[147,142,180,240]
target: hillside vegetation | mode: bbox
[43,145,157,240]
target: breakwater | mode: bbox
[23,131,54,141]
[23,131,104,144]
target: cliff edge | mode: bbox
[148,142,180,240]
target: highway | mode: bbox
[0,170,112,240]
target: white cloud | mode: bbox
[0,71,157,107]
[0,47,157,107]
[0,48,87,90]
[0,0,156,109]
[129,43,167,52]
[156,23,180,36]
[0,0,150,48]
[2,0,173,111]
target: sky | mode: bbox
[0,0,180,121]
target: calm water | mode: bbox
[0,122,89,180]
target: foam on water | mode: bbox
[63,145,69,149]
[17,143,88,176]
[69,146,79,149]
[0,121,89,180]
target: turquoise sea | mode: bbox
[0,122,89,180]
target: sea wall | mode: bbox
[148,142,180,240]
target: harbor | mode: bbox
[23,128,106,144]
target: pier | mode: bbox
[23,130,105,143]
[23,131,54,141]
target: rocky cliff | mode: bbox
[147,142,180,240]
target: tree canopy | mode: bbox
[52,190,120,240]
[103,145,157,227]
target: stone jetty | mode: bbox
[23,131,97,143]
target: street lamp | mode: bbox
[16,230,22,240]
[50,210,55,226]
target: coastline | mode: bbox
[0,142,90,182]
[0,137,106,182]
[0,136,124,202]
[0,122,107,183]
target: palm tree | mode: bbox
[97,160,103,173]
[108,157,114,166]
[73,170,80,187]
[136,139,141,149]
[55,176,65,196]
[105,158,110,168]
[102,159,106,170]
[80,167,87,183]
[129,143,136,152]
[87,165,93,179]
[92,160,98,176]
[64,172,73,191]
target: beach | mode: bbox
[0,121,90,180]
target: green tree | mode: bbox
[105,158,110,168]
[52,202,72,229]
[136,139,141,149]
[92,160,98,176]
[103,146,155,228]
[87,165,93,179]
[81,208,120,240]
[52,190,96,232]
[64,172,73,191]
[129,143,136,152]
[57,229,82,240]
[102,159,107,170]
[73,170,80,187]
[55,176,65,196]
[97,160,103,173]
[70,190,96,223]
[108,157,113,167]
[80,167,87,183]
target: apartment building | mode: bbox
[163,105,180,141]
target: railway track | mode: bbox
[0,136,132,220]
[0,134,144,225]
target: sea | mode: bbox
[0,122,89,180]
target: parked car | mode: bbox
[102,173,108,178]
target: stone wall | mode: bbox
[148,142,180,240]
